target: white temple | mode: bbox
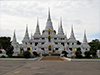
[12,9,90,57]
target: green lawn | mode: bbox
[66,57,100,59]
[92,57,100,59]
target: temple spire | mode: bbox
[47,7,51,21]
[69,25,75,39]
[83,30,87,43]
[58,17,64,35]
[22,25,29,42]
[34,17,40,35]
[25,25,29,39]
[45,8,53,30]
[12,30,17,43]
[65,31,67,39]
[31,32,33,39]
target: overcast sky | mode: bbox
[0,0,100,43]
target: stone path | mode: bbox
[0,58,100,75]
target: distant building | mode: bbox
[12,8,90,57]
[97,50,100,57]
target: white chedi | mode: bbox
[11,8,90,57]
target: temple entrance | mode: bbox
[48,45,52,51]
[48,45,52,56]
[49,46,51,51]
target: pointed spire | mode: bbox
[31,32,33,39]
[34,17,40,35]
[22,25,29,42]
[83,30,87,43]
[65,31,67,39]
[69,24,75,39]
[57,22,60,34]
[47,7,51,21]
[45,8,53,30]
[58,17,64,35]
[12,30,17,43]
[25,24,29,39]
[60,17,62,27]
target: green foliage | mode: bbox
[1,55,6,58]
[12,55,24,58]
[88,39,100,57]
[75,47,82,58]
[90,50,96,57]
[0,37,13,57]
[77,47,82,53]
[89,39,100,51]
[62,51,68,57]
[84,51,91,58]
[23,51,31,58]
[75,51,82,58]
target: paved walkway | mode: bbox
[40,56,66,61]
[0,58,100,75]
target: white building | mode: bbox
[12,9,90,57]
[97,50,100,57]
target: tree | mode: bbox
[89,39,100,50]
[75,48,82,58]
[90,50,96,58]
[88,39,100,57]
[75,51,82,58]
[77,48,81,52]
[0,37,13,57]
[84,51,91,58]
[23,51,31,58]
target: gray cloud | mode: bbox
[0,0,100,42]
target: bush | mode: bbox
[8,54,12,58]
[1,55,6,58]
[75,51,82,58]
[12,56,24,58]
[23,51,31,58]
[62,51,68,57]
[90,50,96,58]
[84,51,91,58]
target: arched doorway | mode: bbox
[48,45,52,51]
[49,46,51,51]
[48,45,52,56]
[33,52,38,57]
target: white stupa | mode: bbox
[12,8,90,57]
